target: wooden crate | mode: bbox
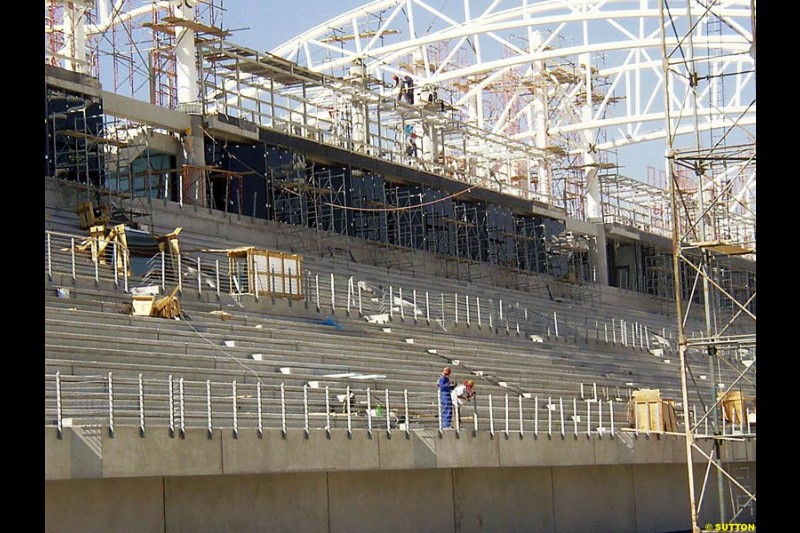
[630,389,670,432]
[718,390,746,425]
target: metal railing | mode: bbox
[45,373,750,439]
[45,228,707,356]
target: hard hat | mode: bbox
[466,380,474,387]
[443,367,451,375]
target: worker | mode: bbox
[402,75,414,104]
[438,367,455,428]
[451,379,475,427]
[406,133,419,158]
[392,74,401,101]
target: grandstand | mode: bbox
[45,1,756,532]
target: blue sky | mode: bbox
[222,1,373,52]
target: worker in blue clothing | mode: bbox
[438,366,455,428]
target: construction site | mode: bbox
[45,1,756,532]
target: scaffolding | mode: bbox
[659,0,757,530]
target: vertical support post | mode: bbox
[598,400,603,436]
[559,397,565,437]
[55,371,63,438]
[138,374,145,437]
[94,241,99,282]
[385,389,391,435]
[437,387,443,435]
[441,293,445,325]
[519,395,524,437]
[47,233,53,279]
[645,326,650,350]
[161,251,166,291]
[315,275,320,311]
[404,389,410,437]
[504,394,509,437]
[399,287,404,319]
[233,381,239,438]
[425,292,430,324]
[534,396,539,437]
[169,375,175,437]
[466,295,470,326]
[586,399,591,437]
[346,385,352,437]
[197,258,202,294]
[254,263,260,302]
[325,386,331,437]
[612,320,617,344]
[206,379,212,438]
[609,399,615,436]
[112,242,118,286]
[215,260,220,297]
[107,372,114,437]
[123,249,128,293]
[280,383,287,437]
[455,293,459,324]
[176,253,182,294]
[330,273,335,311]
[499,300,503,321]
[358,283,363,315]
[573,398,578,436]
[257,382,263,438]
[477,297,482,327]
[178,377,185,438]
[389,286,394,318]
[604,323,608,343]
[554,312,558,337]
[303,384,309,437]
[488,395,495,437]
[547,396,552,437]
[366,387,373,437]
[70,238,76,280]
[413,289,417,322]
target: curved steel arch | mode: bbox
[272,0,755,155]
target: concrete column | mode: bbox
[174,1,199,107]
[63,2,88,74]
[348,60,368,152]
[592,230,609,286]
[530,31,552,203]
[580,53,602,222]
[179,115,207,207]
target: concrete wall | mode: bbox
[46,462,738,533]
[45,426,756,532]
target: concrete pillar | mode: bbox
[580,53,602,222]
[63,1,89,74]
[179,116,207,207]
[174,1,199,107]
[592,230,609,286]
[348,60,368,152]
[530,31,552,204]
